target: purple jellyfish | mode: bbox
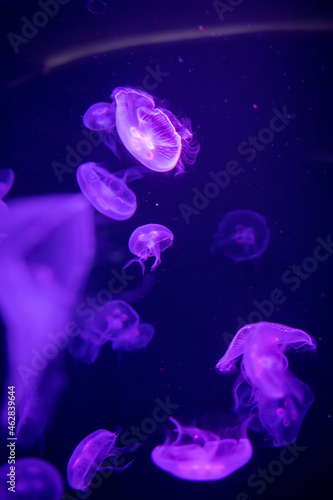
[111,322,155,351]
[91,300,139,340]
[0,194,95,435]
[0,457,64,499]
[0,168,14,199]
[83,102,114,131]
[67,429,135,492]
[77,162,141,220]
[211,209,270,261]
[216,322,317,446]
[104,87,199,173]
[124,223,174,273]
[151,417,252,481]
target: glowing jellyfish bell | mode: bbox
[91,300,140,340]
[0,457,64,499]
[77,162,141,220]
[83,102,115,131]
[111,322,155,352]
[107,87,200,173]
[67,429,136,492]
[211,209,270,261]
[151,417,253,481]
[124,223,174,273]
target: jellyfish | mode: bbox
[211,209,270,261]
[77,162,142,220]
[124,223,174,273]
[104,87,199,173]
[0,194,95,434]
[215,322,317,446]
[0,457,64,499]
[0,168,14,199]
[91,300,140,340]
[83,102,114,131]
[87,0,107,14]
[151,417,252,481]
[67,429,136,492]
[111,322,155,351]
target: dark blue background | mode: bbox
[1,1,333,499]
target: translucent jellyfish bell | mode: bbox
[83,102,115,131]
[67,429,135,492]
[0,168,15,199]
[111,322,155,351]
[77,162,141,220]
[91,300,140,340]
[124,223,174,273]
[215,322,317,374]
[0,457,64,499]
[211,209,270,261]
[151,417,253,481]
[107,87,199,173]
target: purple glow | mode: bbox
[83,102,114,131]
[111,322,155,351]
[216,322,317,445]
[105,87,199,173]
[77,162,140,220]
[67,429,134,492]
[151,417,253,481]
[124,223,174,273]
[211,210,270,261]
[0,168,14,199]
[0,194,95,437]
[0,457,64,499]
[91,299,140,340]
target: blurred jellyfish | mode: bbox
[0,457,64,499]
[124,223,174,273]
[91,300,140,340]
[151,417,252,481]
[111,322,155,351]
[103,87,199,173]
[0,194,95,435]
[211,209,270,261]
[67,429,136,492]
[87,0,107,14]
[216,322,317,446]
[83,102,114,131]
[68,329,105,364]
[0,168,14,199]
[77,162,142,220]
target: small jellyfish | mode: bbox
[105,87,199,173]
[124,223,174,273]
[111,322,155,351]
[77,162,141,220]
[0,168,14,199]
[91,300,140,341]
[83,102,115,131]
[151,417,252,481]
[211,209,270,261]
[67,429,135,492]
[87,0,107,14]
[0,457,64,499]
